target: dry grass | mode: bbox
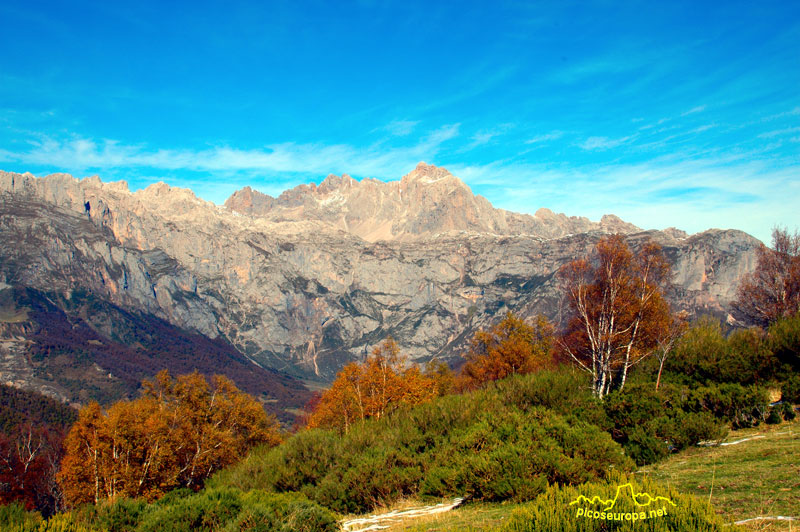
[341,498,513,532]
[340,417,799,531]
[638,417,800,531]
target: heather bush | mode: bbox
[768,313,800,375]
[500,474,727,531]
[602,384,728,465]
[686,383,770,428]
[781,375,800,403]
[665,318,776,386]
[0,502,43,530]
[136,487,244,532]
[211,380,632,513]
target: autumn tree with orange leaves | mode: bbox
[306,338,446,432]
[57,371,281,506]
[734,227,800,327]
[458,312,554,391]
[559,235,674,397]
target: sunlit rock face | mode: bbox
[0,166,759,383]
[224,162,641,242]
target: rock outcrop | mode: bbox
[0,166,760,392]
[224,162,641,242]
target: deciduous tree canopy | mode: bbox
[57,371,281,506]
[458,312,554,391]
[306,338,446,432]
[559,235,673,397]
[735,227,800,327]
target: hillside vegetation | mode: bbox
[2,231,797,531]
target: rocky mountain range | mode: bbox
[224,163,639,241]
[0,163,760,416]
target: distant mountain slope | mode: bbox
[0,167,759,385]
[0,382,77,434]
[224,162,639,241]
[0,286,310,423]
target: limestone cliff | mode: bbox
[224,162,641,242]
[0,166,759,391]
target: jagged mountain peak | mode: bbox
[223,163,640,242]
[0,167,762,392]
[401,162,460,185]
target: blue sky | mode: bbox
[1,0,798,243]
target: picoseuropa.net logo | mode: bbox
[569,483,677,522]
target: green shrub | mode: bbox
[211,380,632,513]
[768,313,800,375]
[781,375,800,403]
[780,402,797,421]
[603,384,666,442]
[487,369,610,429]
[621,426,669,466]
[136,488,244,532]
[665,317,777,386]
[0,503,43,530]
[766,408,783,424]
[131,488,337,532]
[600,383,728,465]
[687,384,770,428]
[500,474,727,531]
[428,408,627,502]
[221,492,339,532]
[658,411,728,451]
[71,498,146,532]
[2,511,99,532]
[665,318,728,385]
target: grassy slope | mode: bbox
[347,418,799,532]
[639,418,799,531]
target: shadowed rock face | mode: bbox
[0,166,759,387]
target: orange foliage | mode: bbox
[735,227,800,327]
[457,312,554,391]
[559,235,673,397]
[57,371,281,506]
[306,338,448,432]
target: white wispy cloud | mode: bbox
[551,54,648,84]
[681,105,707,116]
[525,131,564,144]
[0,124,461,181]
[462,124,514,150]
[758,126,800,138]
[381,119,419,136]
[762,106,800,121]
[688,124,716,134]
[448,155,799,244]
[579,135,636,151]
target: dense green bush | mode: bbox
[664,318,776,386]
[658,411,727,451]
[0,503,44,530]
[222,492,338,532]
[212,379,632,513]
[135,488,244,532]
[487,369,610,429]
[766,408,783,424]
[1,489,337,532]
[134,489,338,532]
[781,375,800,403]
[0,504,100,532]
[500,474,727,531]
[686,383,770,428]
[779,402,797,421]
[601,384,728,465]
[71,497,147,532]
[768,313,800,375]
